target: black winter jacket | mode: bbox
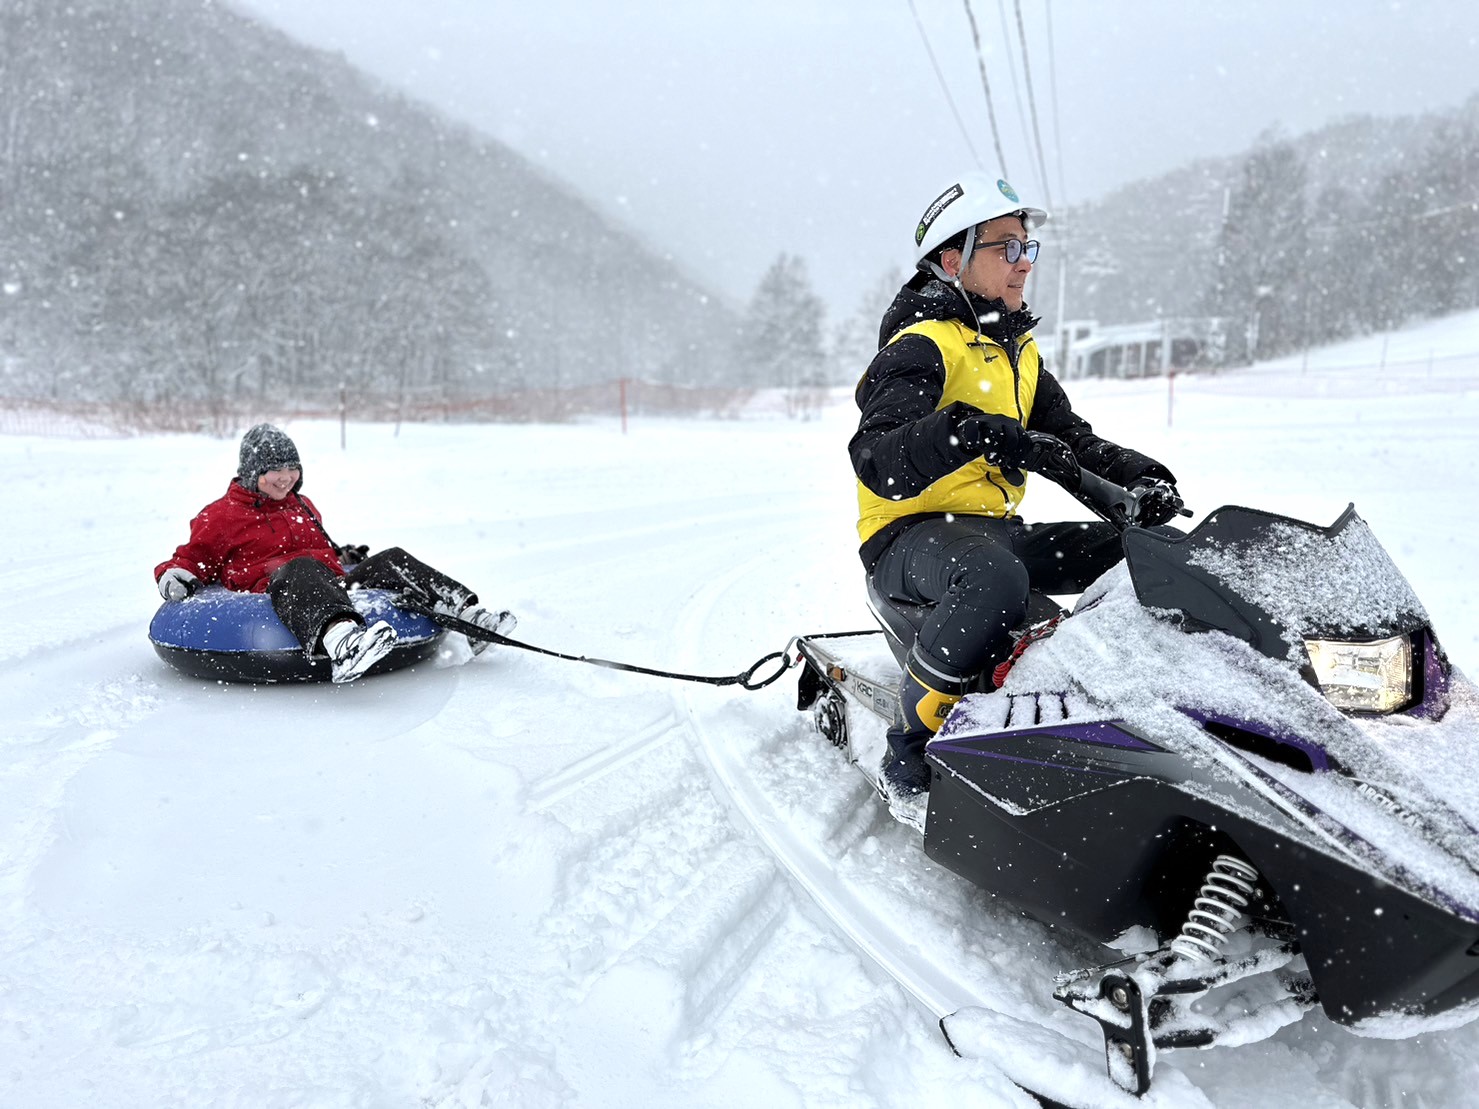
[849,274,1174,568]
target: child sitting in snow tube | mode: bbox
[153,424,514,684]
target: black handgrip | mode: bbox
[1069,468,1136,529]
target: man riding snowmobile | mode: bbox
[849,172,1182,799]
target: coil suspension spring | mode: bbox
[1169,854,1261,964]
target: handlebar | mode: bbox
[1016,431,1190,530]
[1064,466,1192,532]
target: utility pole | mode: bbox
[1054,214,1070,377]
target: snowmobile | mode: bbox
[792,440,1479,1096]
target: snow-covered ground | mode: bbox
[3,311,1478,1108]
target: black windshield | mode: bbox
[1123,504,1428,664]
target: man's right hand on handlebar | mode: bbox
[956,413,1084,488]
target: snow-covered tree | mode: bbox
[1204,135,1309,362]
[1411,104,1479,316]
[735,255,828,414]
[828,268,907,386]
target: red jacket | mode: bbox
[156,481,343,593]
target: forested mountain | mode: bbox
[0,0,737,413]
[1032,97,1479,364]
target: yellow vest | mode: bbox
[856,318,1041,545]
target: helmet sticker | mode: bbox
[997,179,1020,203]
[916,183,964,246]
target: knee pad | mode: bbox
[899,650,970,735]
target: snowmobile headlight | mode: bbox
[1303,634,1413,714]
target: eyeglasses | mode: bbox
[973,238,1040,264]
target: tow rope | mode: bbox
[991,612,1065,688]
[399,598,877,692]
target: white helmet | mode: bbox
[913,172,1049,280]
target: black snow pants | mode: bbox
[869,515,1123,681]
[266,546,478,654]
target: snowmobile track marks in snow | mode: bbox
[526,710,681,812]
[540,758,758,988]
[564,849,791,1040]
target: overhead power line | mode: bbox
[993,0,1036,187]
[907,0,984,170]
[1011,0,1055,210]
[1043,0,1069,207]
[960,0,1012,176]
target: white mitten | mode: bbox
[158,567,199,602]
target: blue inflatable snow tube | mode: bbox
[149,586,444,683]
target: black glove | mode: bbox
[956,412,1031,486]
[336,543,370,568]
[1128,479,1184,527]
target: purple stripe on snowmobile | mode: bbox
[948,720,1158,749]
[1409,630,1452,721]
[925,743,1129,778]
[1228,753,1479,922]
[1181,709,1333,772]
[930,721,1158,765]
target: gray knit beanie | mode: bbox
[237,424,303,492]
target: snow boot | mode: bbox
[457,604,517,657]
[323,618,398,684]
[880,652,969,799]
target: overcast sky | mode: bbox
[234,0,1479,316]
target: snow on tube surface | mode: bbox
[149,586,444,683]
